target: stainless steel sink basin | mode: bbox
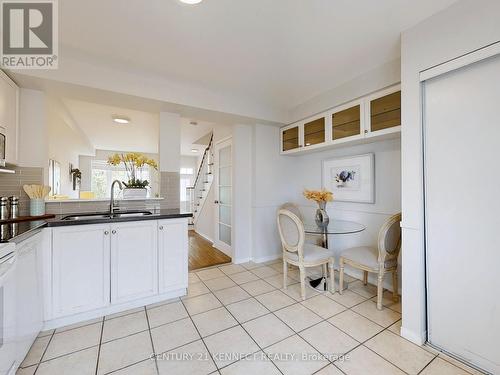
[62,211,153,221]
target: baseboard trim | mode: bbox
[252,253,282,264]
[401,326,426,346]
[233,257,251,264]
[193,230,214,244]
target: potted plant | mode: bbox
[107,153,158,199]
[303,189,334,228]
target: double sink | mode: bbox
[62,210,153,221]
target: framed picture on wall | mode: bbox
[322,153,375,203]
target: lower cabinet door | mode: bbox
[110,221,158,304]
[52,224,111,317]
[158,218,188,293]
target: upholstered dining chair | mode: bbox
[339,213,402,310]
[279,202,322,246]
[277,209,335,300]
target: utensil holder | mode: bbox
[30,199,45,216]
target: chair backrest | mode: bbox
[279,202,304,222]
[277,209,305,261]
[377,213,402,267]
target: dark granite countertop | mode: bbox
[1,209,192,243]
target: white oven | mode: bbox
[0,243,16,375]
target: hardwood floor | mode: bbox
[188,230,231,271]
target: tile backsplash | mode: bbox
[45,199,163,215]
[0,166,44,216]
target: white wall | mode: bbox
[159,112,181,172]
[400,0,500,345]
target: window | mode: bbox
[90,160,151,198]
[180,167,194,175]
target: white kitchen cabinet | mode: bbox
[52,224,110,318]
[15,233,43,365]
[0,70,18,165]
[110,221,158,303]
[158,218,188,293]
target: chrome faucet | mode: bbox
[109,180,123,215]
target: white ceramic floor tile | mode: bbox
[20,336,51,367]
[243,314,294,348]
[282,283,320,301]
[255,290,296,311]
[314,364,345,375]
[56,317,103,333]
[204,276,237,291]
[388,319,402,335]
[182,293,222,315]
[37,329,55,338]
[335,345,405,375]
[348,281,377,298]
[98,331,153,375]
[151,318,200,354]
[219,264,246,275]
[196,268,226,281]
[300,295,346,319]
[226,298,270,323]
[228,271,260,285]
[370,291,402,313]
[192,307,238,337]
[351,300,401,327]
[436,354,484,375]
[110,359,158,375]
[301,321,359,358]
[263,274,297,289]
[106,307,146,320]
[269,262,285,273]
[251,266,279,279]
[240,279,276,296]
[102,310,149,342]
[15,365,36,375]
[145,297,180,310]
[274,303,322,332]
[147,301,188,328]
[43,322,102,360]
[264,335,328,375]
[157,339,216,375]
[37,347,98,375]
[214,286,251,305]
[420,357,470,375]
[328,310,384,342]
[327,290,367,308]
[183,282,210,299]
[203,326,259,368]
[365,330,435,374]
[189,272,202,284]
[220,351,281,375]
[240,261,261,270]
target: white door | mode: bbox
[424,52,500,374]
[52,224,111,317]
[110,221,158,303]
[214,138,232,256]
[158,218,188,293]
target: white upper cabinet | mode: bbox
[158,218,188,293]
[0,70,19,164]
[280,85,400,155]
[110,220,158,304]
[51,224,111,318]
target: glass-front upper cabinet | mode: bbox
[304,117,325,147]
[281,124,301,152]
[332,104,361,141]
[367,88,401,134]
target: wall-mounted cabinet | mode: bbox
[280,85,400,155]
[0,70,19,165]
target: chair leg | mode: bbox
[322,264,327,278]
[328,259,334,293]
[392,270,398,302]
[299,266,306,301]
[283,260,288,290]
[363,270,368,285]
[377,271,384,310]
[339,258,344,295]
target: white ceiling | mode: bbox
[58,0,457,111]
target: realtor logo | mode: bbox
[1,0,58,69]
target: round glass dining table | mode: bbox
[303,220,366,291]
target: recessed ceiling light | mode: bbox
[191,149,198,153]
[189,121,198,126]
[179,0,203,4]
[112,115,130,124]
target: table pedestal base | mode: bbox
[307,274,348,292]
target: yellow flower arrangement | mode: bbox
[303,189,334,203]
[107,152,158,188]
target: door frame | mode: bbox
[420,41,500,371]
[213,137,232,256]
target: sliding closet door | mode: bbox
[424,53,500,374]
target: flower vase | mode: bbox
[315,201,330,228]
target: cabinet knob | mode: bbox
[104,231,109,235]
[214,200,219,204]
[159,226,164,230]
[111,230,116,234]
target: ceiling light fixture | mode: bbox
[112,115,131,124]
[191,149,198,153]
[179,0,203,5]
[189,121,198,126]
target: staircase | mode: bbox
[187,134,214,226]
